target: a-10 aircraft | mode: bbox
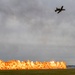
[55,6,65,14]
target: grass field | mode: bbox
[0,69,75,75]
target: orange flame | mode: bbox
[0,60,66,70]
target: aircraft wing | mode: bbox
[57,10,61,14]
[61,6,63,9]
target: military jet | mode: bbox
[55,6,65,14]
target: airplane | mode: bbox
[55,6,65,14]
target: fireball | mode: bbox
[0,59,67,70]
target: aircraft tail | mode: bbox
[55,10,57,12]
[55,8,57,12]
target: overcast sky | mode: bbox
[0,0,75,65]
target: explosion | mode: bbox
[0,60,66,70]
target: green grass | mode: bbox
[0,69,75,75]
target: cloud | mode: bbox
[0,0,75,64]
[0,0,75,46]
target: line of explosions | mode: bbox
[0,60,67,70]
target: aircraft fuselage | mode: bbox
[55,6,65,14]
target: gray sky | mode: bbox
[0,0,75,65]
